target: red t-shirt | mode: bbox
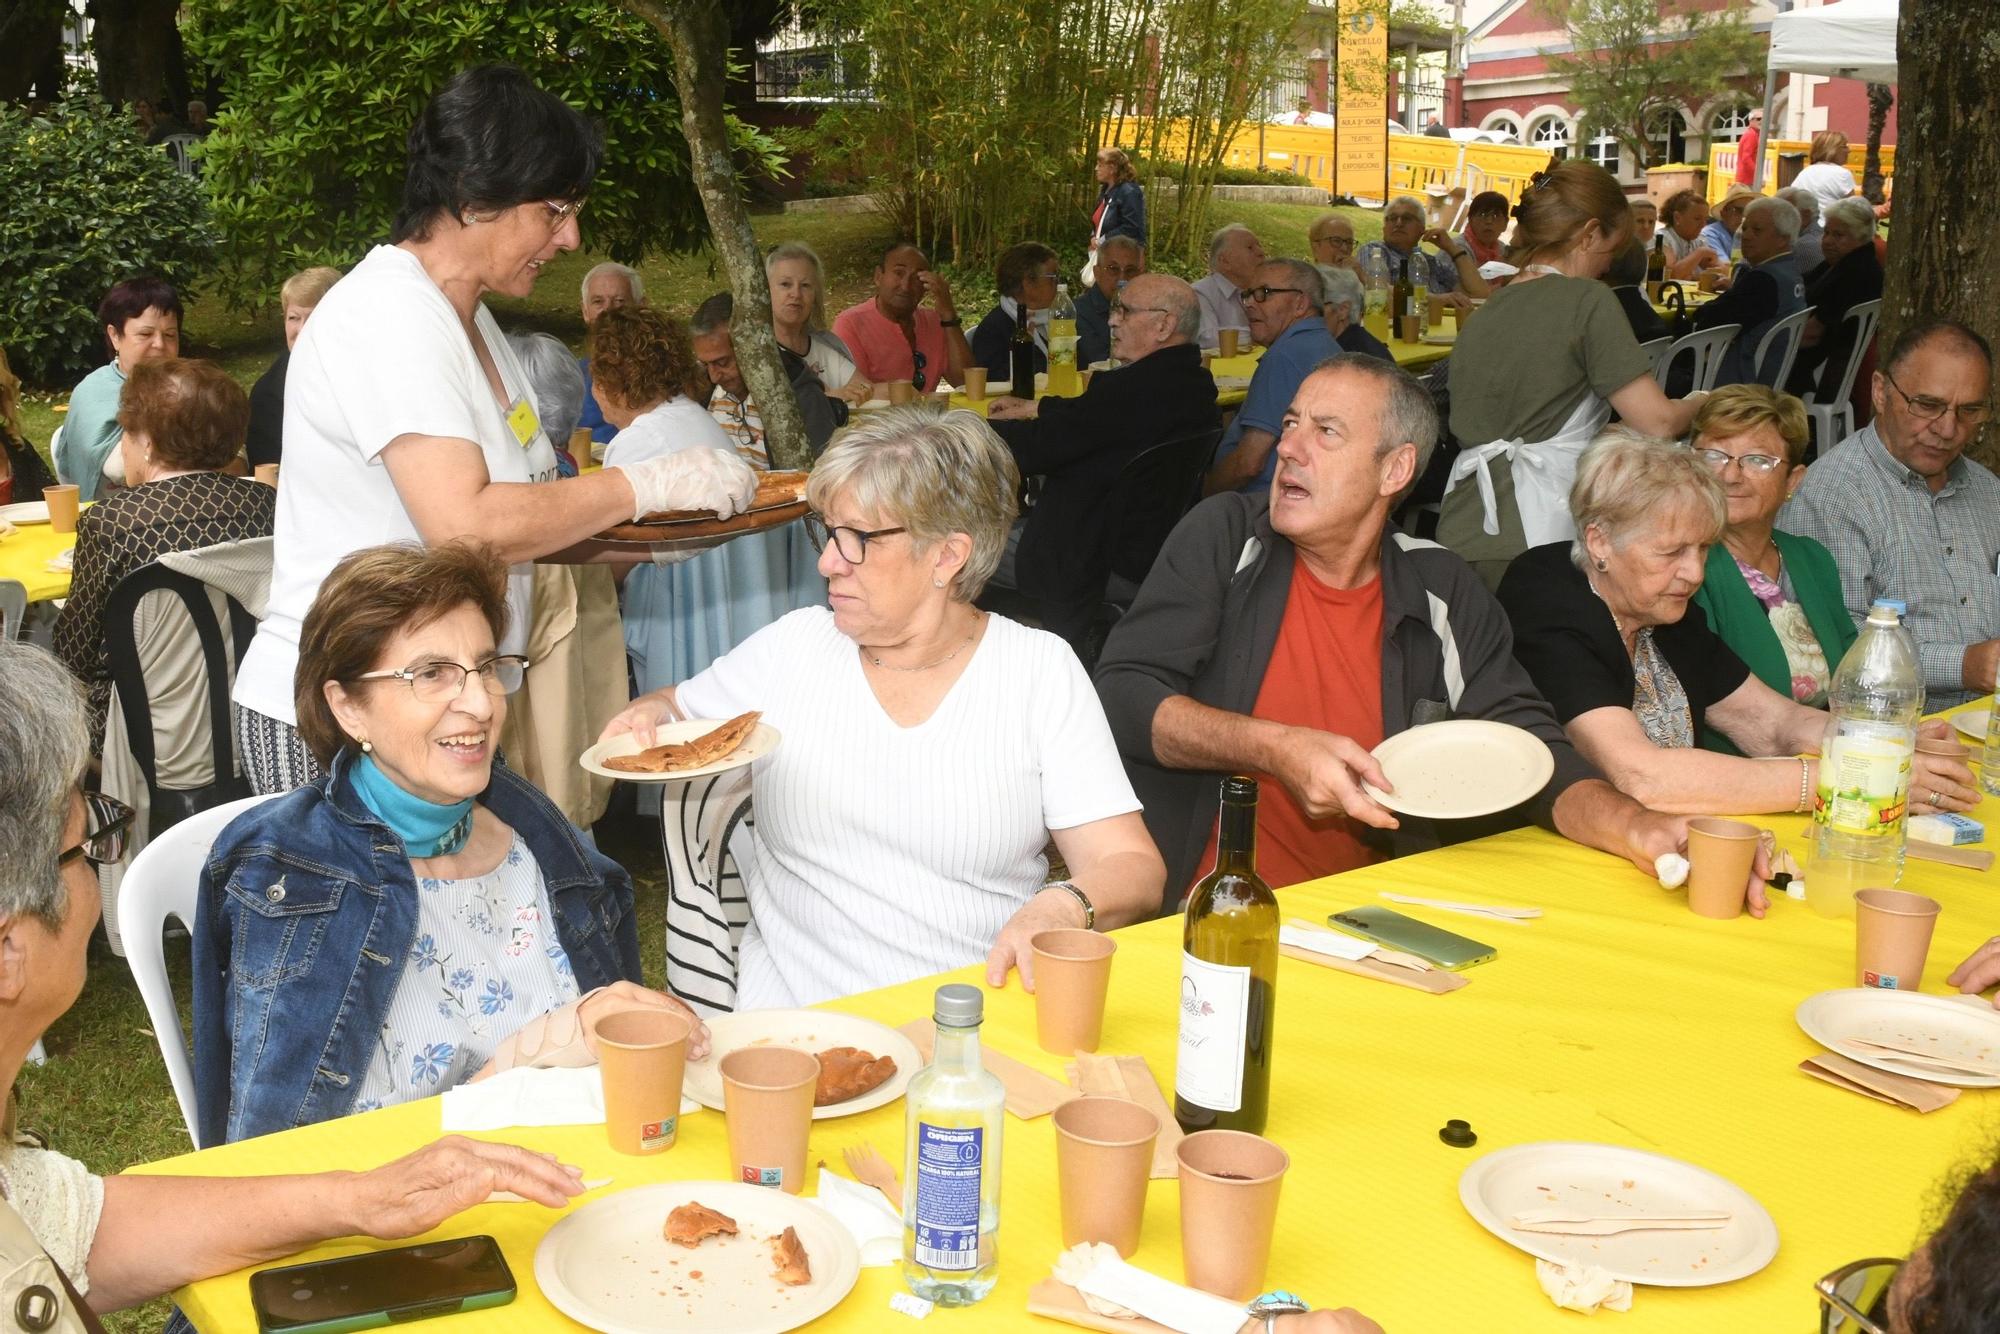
[1733,124,1761,186]
[1189,556,1386,896]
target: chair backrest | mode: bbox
[1654,323,1741,393]
[116,792,272,1148]
[1752,306,1814,390]
[1102,425,1226,587]
[1637,337,1673,378]
[1819,298,1884,408]
[0,580,24,641]
[162,133,200,174]
[660,769,755,1016]
[102,562,258,828]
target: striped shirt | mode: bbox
[677,609,1140,1009]
[706,387,771,469]
[1781,423,2000,708]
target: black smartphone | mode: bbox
[249,1236,516,1333]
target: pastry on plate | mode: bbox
[771,1226,811,1285]
[664,1201,739,1248]
[813,1047,898,1106]
[606,711,761,773]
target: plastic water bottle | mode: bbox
[1361,250,1391,342]
[1046,283,1080,397]
[1809,599,1924,918]
[901,983,1003,1305]
[1412,262,1430,338]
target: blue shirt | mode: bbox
[57,362,126,501]
[1216,315,1341,492]
[1698,219,1737,262]
[576,357,618,444]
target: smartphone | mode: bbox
[250,1236,515,1333]
[1326,906,1496,971]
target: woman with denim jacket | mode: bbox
[193,542,707,1146]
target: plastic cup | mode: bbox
[1053,1096,1158,1256]
[721,1047,819,1194]
[1030,928,1117,1055]
[42,485,79,535]
[1855,888,1941,990]
[1177,1130,1288,1300]
[963,367,988,399]
[1219,328,1241,358]
[253,463,280,487]
[592,1008,691,1156]
[887,380,915,405]
[1686,817,1760,918]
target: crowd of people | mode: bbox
[0,60,1993,1332]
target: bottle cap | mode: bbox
[934,983,984,1028]
[1439,1119,1478,1148]
[1221,775,1260,803]
[1871,598,1907,618]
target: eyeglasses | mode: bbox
[541,198,586,230]
[1110,300,1172,319]
[1239,286,1306,304]
[1313,235,1355,250]
[911,348,928,392]
[1815,1256,1902,1334]
[1693,446,1789,474]
[349,655,530,703]
[1883,372,1992,427]
[804,512,907,564]
[58,791,134,871]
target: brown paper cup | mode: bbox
[1426,295,1446,325]
[721,1047,819,1194]
[1916,736,1971,761]
[963,367,988,399]
[1855,888,1942,990]
[568,426,595,457]
[1698,269,1720,293]
[592,1008,692,1156]
[42,485,79,535]
[887,380,915,405]
[1686,817,1760,918]
[1176,1130,1288,1300]
[1200,349,1215,369]
[1053,1096,1158,1256]
[253,463,280,487]
[1031,928,1116,1055]
[1219,328,1241,358]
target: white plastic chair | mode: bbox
[659,770,754,1017]
[1751,307,1813,391]
[1804,298,1883,454]
[0,581,24,641]
[1653,323,1741,394]
[162,133,200,175]
[116,792,271,1148]
[1637,337,1673,379]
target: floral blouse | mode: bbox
[352,834,579,1113]
[1735,554,1834,706]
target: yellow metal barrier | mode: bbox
[1706,140,1894,202]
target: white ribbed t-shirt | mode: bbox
[677,609,1140,1009]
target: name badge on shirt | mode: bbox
[506,396,541,450]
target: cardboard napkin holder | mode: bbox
[900,1018,1074,1118]
[1800,1051,1960,1113]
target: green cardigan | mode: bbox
[1692,530,1857,754]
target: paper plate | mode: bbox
[1459,1142,1779,1287]
[1951,708,1989,742]
[535,1180,861,1334]
[1797,988,2000,1088]
[579,720,780,783]
[1362,720,1554,819]
[0,501,50,525]
[684,1009,921,1120]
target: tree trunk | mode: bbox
[1884,0,2000,471]
[0,0,67,105]
[86,0,187,109]
[624,0,810,473]
[1862,82,1893,204]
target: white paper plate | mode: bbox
[535,1180,860,1334]
[579,720,780,784]
[1363,720,1554,819]
[0,501,50,525]
[684,1009,920,1120]
[1951,708,1989,742]
[1797,987,2000,1087]
[1459,1142,1779,1287]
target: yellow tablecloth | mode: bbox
[0,522,77,602]
[139,760,2000,1332]
[1650,288,1724,319]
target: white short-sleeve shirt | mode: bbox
[234,245,561,724]
[676,609,1141,1008]
[601,394,732,468]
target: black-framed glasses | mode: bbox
[58,792,134,871]
[803,512,907,564]
[1693,446,1788,474]
[1110,300,1172,319]
[349,655,530,703]
[1239,285,1305,304]
[1815,1256,1901,1334]
[1883,372,1992,427]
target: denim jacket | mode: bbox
[190,750,641,1145]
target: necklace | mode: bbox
[864,615,984,672]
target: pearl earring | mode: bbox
[360,739,373,754]
[933,578,946,589]
[1594,558,1608,572]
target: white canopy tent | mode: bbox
[1753,0,1898,186]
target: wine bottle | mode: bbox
[1646,232,1666,303]
[1175,776,1279,1135]
[1008,302,1038,400]
[1390,261,1414,343]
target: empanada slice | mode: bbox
[664,1201,738,1248]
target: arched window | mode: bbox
[1710,104,1751,144]
[1531,117,1571,158]
[1485,115,1520,142]
[1645,105,1689,165]
[1582,129,1620,173]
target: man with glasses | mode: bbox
[689,292,841,464]
[1355,195,1491,310]
[1076,235,1145,368]
[831,241,973,392]
[984,274,1218,643]
[1193,224,1265,349]
[1691,195,1806,387]
[1204,258,1340,496]
[1784,319,2000,707]
[1308,214,1359,274]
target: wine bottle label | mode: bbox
[911,1123,983,1271]
[1176,951,1250,1112]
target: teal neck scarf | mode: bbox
[350,753,474,857]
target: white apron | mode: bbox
[1443,391,1613,547]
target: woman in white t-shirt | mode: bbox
[766,242,870,406]
[602,408,1167,1010]
[233,65,757,791]
[1791,130,1860,222]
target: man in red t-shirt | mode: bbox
[831,242,974,392]
[1734,109,1762,187]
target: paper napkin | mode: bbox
[440,1064,699,1132]
[814,1163,904,1267]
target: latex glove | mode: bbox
[613,448,756,522]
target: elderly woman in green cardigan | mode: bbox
[1689,386,1856,753]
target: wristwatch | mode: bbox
[1044,879,1095,929]
[938,315,962,327]
[1246,1291,1310,1331]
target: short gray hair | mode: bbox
[1261,257,1325,308]
[1099,235,1144,262]
[1745,194,1799,243]
[580,261,644,308]
[1307,354,1440,477]
[1384,195,1426,223]
[1316,264,1364,318]
[1776,187,1818,230]
[0,643,87,930]
[1823,196,1878,240]
[1207,223,1256,264]
[1568,427,1726,570]
[508,332,588,446]
[765,241,829,329]
[806,406,1020,603]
